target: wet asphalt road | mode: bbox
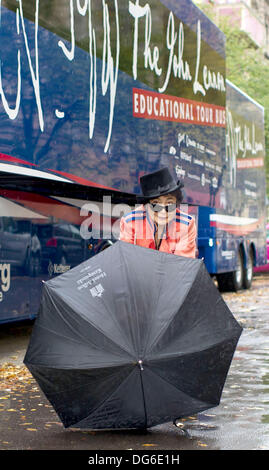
[0,273,269,451]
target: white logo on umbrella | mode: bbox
[90,283,104,298]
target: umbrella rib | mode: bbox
[139,252,167,358]
[45,286,136,361]
[145,260,202,357]
[118,242,141,356]
[138,368,148,429]
[28,363,134,396]
[143,364,215,409]
[85,243,147,359]
[73,367,143,427]
[27,358,134,369]
[34,322,96,347]
[145,330,242,363]
[86,243,139,359]
[33,323,134,364]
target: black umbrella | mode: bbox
[24,241,242,429]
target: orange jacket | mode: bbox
[120,204,197,258]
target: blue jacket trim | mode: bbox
[124,209,145,218]
[177,211,192,220]
[125,215,146,223]
[175,217,190,226]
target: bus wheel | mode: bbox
[217,248,244,292]
[243,249,254,289]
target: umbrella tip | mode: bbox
[173,420,190,436]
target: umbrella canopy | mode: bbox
[24,241,242,429]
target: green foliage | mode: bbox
[199,4,269,195]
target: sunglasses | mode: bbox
[149,203,177,213]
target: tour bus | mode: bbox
[213,80,266,292]
[0,0,266,323]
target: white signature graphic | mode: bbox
[0,0,225,154]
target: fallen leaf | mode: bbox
[197,442,208,447]
[0,363,33,392]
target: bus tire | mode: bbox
[243,248,254,289]
[217,248,244,292]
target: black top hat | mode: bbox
[137,167,184,203]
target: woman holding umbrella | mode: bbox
[120,167,197,258]
[24,167,241,432]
